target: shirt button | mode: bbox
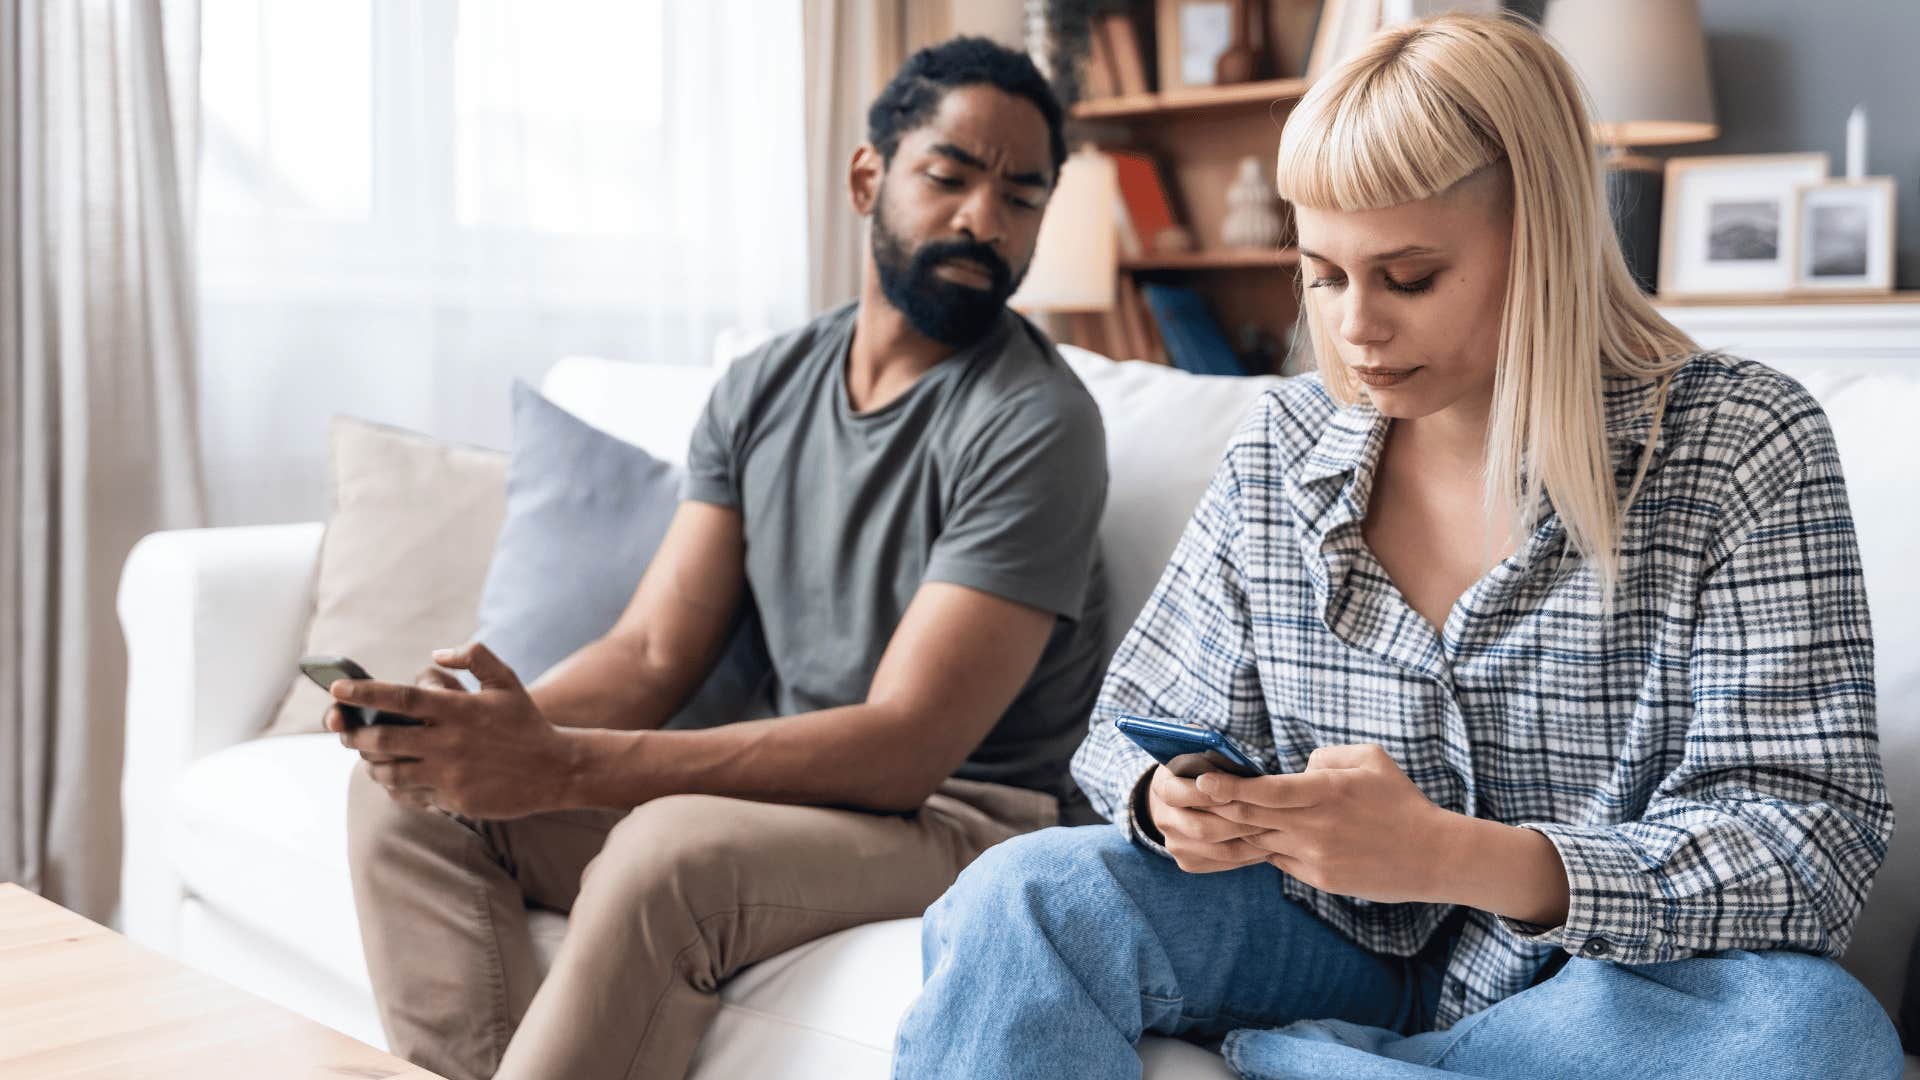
[1580,938,1611,958]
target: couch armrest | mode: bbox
[117,522,323,949]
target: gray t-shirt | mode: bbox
[685,302,1109,809]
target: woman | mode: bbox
[890,14,1902,1079]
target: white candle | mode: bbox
[1846,104,1868,180]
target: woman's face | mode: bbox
[1293,166,1513,424]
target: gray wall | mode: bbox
[1514,0,1920,289]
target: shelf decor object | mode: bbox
[1542,0,1719,293]
[1220,155,1285,249]
[1788,177,1898,296]
[1213,0,1271,84]
[1157,0,1238,92]
[1658,153,1830,299]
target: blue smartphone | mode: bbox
[1114,715,1266,778]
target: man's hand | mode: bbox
[1196,743,1454,903]
[322,665,450,810]
[1143,765,1271,874]
[325,642,581,820]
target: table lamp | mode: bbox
[1543,0,1719,293]
[1011,146,1118,345]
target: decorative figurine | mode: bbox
[1221,155,1284,249]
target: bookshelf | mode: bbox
[1060,2,1319,374]
[1071,76,1312,121]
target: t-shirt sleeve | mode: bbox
[683,353,761,509]
[924,380,1108,620]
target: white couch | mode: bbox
[120,341,1920,1078]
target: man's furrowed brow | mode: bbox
[931,142,1049,189]
[931,143,987,170]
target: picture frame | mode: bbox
[1787,177,1897,295]
[1658,152,1829,299]
[1156,0,1236,93]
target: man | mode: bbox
[333,36,1110,1080]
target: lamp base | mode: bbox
[1605,155,1663,295]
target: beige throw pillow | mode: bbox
[262,416,507,737]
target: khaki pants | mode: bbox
[345,763,1058,1080]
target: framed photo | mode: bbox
[1156,0,1235,92]
[1787,178,1896,294]
[1658,153,1829,298]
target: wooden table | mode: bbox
[0,883,442,1078]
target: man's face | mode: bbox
[869,84,1054,347]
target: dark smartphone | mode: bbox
[299,654,424,728]
[1114,715,1266,779]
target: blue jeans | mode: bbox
[892,825,1905,1079]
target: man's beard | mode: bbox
[871,196,1024,347]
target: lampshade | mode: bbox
[1009,147,1117,313]
[1542,0,1719,148]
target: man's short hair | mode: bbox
[866,36,1067,185]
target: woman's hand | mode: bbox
[1144,764,1272,874]
[1198,743,1457,904]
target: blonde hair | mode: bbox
[1275,13,1696,610]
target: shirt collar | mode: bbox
[1283,392,1388,606]
[1296,393,1389,489]
[1602,366,1679,465]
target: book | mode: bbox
[1107,150,1180,252]
[1083,18,1119,99]
[1116,275,1164,364]
[1112,190,1143,260]
[1100,14,1151,96]
[1139,284,1247,377]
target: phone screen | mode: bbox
[299,655,421,727]
[301,660,369,691]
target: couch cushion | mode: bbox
[172,734,369,989]
[264,417,508,736]
[174,733,569,994]
[1055,347,1285,653]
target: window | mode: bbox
[195,0,806,525]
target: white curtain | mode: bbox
[1,0,208,921]
[196,0,810,526]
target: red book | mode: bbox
[1107,150,1180,247]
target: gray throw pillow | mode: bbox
[472,380,768,728]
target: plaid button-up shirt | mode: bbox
[1070,352,1893,1029]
